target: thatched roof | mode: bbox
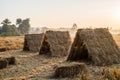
[67,28,120,65]
[23,33,44,52]
[39,31,71,57]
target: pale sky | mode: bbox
[0,0,120,29]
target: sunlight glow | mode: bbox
[114,8,120,21]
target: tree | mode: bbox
[16,18,22,25]
[71,23,77,32]
[1,19,11,25]
[0,27,2,34]
[72,23,77,30]
[9,24,21,36]
[0,19,20,36]
[18,18,30,35]
[1,19,12,33]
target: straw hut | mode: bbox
[67,28,120,65]
[39,31,71,57]
[23,33,44,52]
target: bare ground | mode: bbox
[1,50,120,80]
[0,50,67,80]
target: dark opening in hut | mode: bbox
[23,38,29,51]
[40,36,51,55]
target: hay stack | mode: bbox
[54,62,87,78]
[0,59,8,69]
[67,28,120,65]
[39,31,71,57]
[23,33,44,52]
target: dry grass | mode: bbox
[0,36,24,50]
[99,67,120,80]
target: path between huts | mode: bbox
[0,50,120,80]
[0,50,66,80]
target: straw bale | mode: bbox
[54,62,87,78]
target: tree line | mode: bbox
[0,18,30,36]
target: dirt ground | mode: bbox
[0,50,67,80]
[0,34,120,80]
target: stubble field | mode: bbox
[0,34,120,80]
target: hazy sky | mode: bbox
[0,0,120,29]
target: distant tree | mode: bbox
[71,23,77,31]
[9,24,21,36]
[0,19,20,36]
[0,27,2,34]
[16,18,22,25]
[1,19,11,25]
[18,18,30,35]
[1,19,12,33]
[35,27,40,32]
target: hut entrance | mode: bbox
[69,43,89,62]
[77,45,89,61]
[39,36,51,56]
[67,31,91,63]
[23,38,29,51]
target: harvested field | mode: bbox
[1,50,120,80]
[0,50,67,80]
[0,36,24,50]
[0,35,120,80]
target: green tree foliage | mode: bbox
[0,19,20,36]
[1,19,11,25]
[0,27,2,34]
[18,18,30,35]
[16,18,22,25]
